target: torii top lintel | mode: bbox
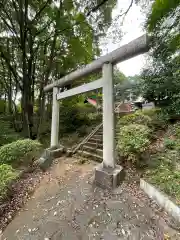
[44,34,150,92]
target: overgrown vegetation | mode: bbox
[145,152,180,202]
[0,164,18,201]
[116,107,180,202]
[117,111,152,127]
[0,139,42,167]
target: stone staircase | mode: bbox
[74,118,122,162]
[73,100,134,162]
[75,123,103,162]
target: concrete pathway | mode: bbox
[2,157,180,240]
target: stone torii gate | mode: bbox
[44,34,150,189]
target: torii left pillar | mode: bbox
[51,87,59,147]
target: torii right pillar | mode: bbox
[94,63,125,189]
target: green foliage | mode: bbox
[114,69,127,84]
[0,120,22,146]
[117,107,169,133]
[88,112,102,123]
[139,0,180,116]
[150,110,169,129]
[145,158,180,201]
[0,0,118,137]
[0,100,6,114]
[148,150,180,170]
[163,138,176,150]
[167,122,180,139]
[148,0,180,31]
[117,124,151,163]
[141,108,161,118]
[165,123,180,150]
[0,139,42,166]
[117,112,152,128]
[59,98,90,134]
[0,164,18,200]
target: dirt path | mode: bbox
[1,157,180,240]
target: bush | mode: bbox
[141,108,169,130]
[141,108,161,117]
[117,111,152,129]
[0,139,42,166]
[0,164,18,200]
[151,111,169,130]
[88,112,102,124]
[117,124,151,163]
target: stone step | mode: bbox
[92,134,103,140]
[77,150,103,163]
[96,131,120,136]
[82,145,103,156]
[97,131,103,135]
[86,141,103,149]
[88,138,103,143]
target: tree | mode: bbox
[138,0,180,113]
[0,0,118,138]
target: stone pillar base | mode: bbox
[94,163,125,189]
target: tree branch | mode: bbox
[119,0,133,19]
[87,0,109,16]
[32,0,52,24]
[35,19,54,36]
[0,46,22,91]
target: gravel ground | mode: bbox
[1,157,180,240]
[0,169,44,231]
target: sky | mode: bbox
[101,0,147,76]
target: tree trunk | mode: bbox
[21,74,33,138]
[8,72,13,114]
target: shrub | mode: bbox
[151,111,169,129]
[117,124,151,163]
[163,138,177,150]
[117,111,152,129]
[0,139,42,166]
[141,108,169,130]
[88,112,102,124]
[0,164,18,200]
[141,108,161,117]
